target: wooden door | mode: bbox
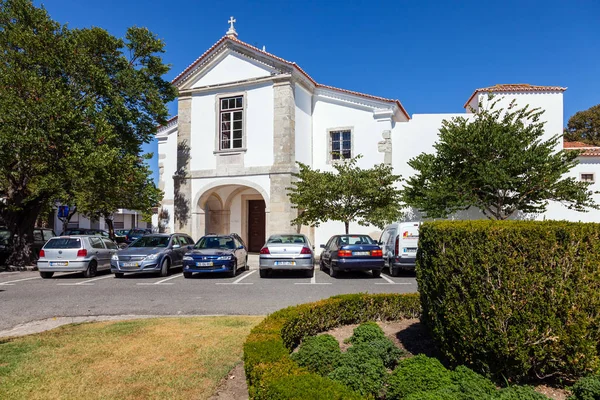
[247,200,266,252]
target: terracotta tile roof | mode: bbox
[157,115,178,133]
[171,35,410,120]
[464,84,567,108]
[563,139,600,156]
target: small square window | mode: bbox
[581,173,595,182]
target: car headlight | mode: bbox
[183,256,193,261]
[111,254,119,261]
[145,253,160,261]
[217,255,232,260]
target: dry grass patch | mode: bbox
[0,316,263,400]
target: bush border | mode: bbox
[243,293,421,399]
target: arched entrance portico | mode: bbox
[194,182,270,252]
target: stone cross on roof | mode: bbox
[226,16,237,37]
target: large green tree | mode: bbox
[563,104,600,145]
[0,0,176,265]
[402,98,597,220]
[287,156,404,234]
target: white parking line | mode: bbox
[154,273,183,285]
[375,274,414,285]
[57,275,114,286]
[295,271,331,285]
[216,270,256,285]
[0,276,41,285]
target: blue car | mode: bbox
[183,234,248,278]
[319,234,384,278]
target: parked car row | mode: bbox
[35,223,422,279]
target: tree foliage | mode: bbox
[402,97,597,220]
[287,156,404,234]
[0,0,176,265]
[564,104,600,146]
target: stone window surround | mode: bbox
[214,91,248,155]
[326,126,354,164]
[580,172,595,183]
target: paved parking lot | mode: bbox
[0,265,417,333]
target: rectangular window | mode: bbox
[581,173,595,182]
[220,96,244,150]
[330,130,351,161]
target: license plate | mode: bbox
[274,261,296,266]
[404,248,417,253]
[122,262,139,267]
[196,262,213,267]
[50,261,68,266]
[352,251,370,256]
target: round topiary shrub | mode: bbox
[346,321,387,345]
[328,351,387,398]
[387,354,454,400]
[450,365,497,399]
[346,338,405,369]
[290,334,341,376]
[569,374,600,400]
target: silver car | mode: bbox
[37,235,118,278]
[111,233,194,278]
[258,234,314,278]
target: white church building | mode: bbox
[154,19,600,252]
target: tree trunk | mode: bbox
[344,220,350,234]
[105,217,115,240]
[58,206,78,234]
[4,202,42,267]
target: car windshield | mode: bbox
[45,238,81,249]
[267,235,306,244]
[338,235,374,245]
[130,236,169,248]
[195,237,236,250]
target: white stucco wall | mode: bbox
[312,99,387,171]
[295,83,313,166]
[191,52,274,88]
[189,82,275,172]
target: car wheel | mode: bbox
[259,269,268,278]
[306,269,314,278]
[83,261,97,278]
[183,271,192,279]
[319,259,325,271]
[372,269,381,278]
[329,265,338,278]
[40,271,54,279]
[245,256,249,271]
[390,266,400,277]
[159,258,169,277]
[228,261,237,278]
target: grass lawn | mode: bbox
[0,316,264,399]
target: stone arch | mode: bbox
[193,178,270,213]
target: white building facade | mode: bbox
[155,22,599,251]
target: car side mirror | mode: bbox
[312,245,315,250]
[187,245,193,250]
[172,244,181,249]
[237,245,244,250]
[320,244,325,248]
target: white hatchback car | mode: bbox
[37,235,118,279]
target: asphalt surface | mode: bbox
[0,263,417,334]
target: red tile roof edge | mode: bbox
[171,36,410,120]
[463,84,567,109]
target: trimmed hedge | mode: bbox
[569,374,600,400]
[417,220,600,382]
[243,293,420,399]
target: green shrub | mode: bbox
[328,351,387,398]
[450,365,497,399]
[243,293,420,399]
[290,334,341,376]
[346,338,405,369]
[346,322,386,345]
[569,374,600,400]
[494,385,550,399]
[387,354,454,400]
[417,220,600,381]
[403,387,462,400]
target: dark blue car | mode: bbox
[182,234,248,278]
[319,234,384,278]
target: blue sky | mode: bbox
[38,0,600,183]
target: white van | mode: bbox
[378,222,421,276]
